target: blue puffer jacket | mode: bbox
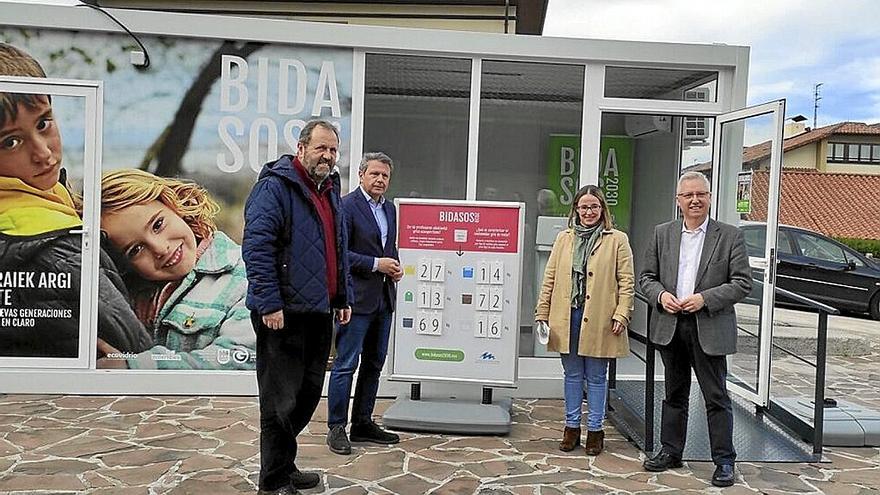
[242,155,352,315]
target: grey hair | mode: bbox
[677,171,711,192]
[298,120,339,146]
[359,151,394,173]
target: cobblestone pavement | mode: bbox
[1,393,879,494]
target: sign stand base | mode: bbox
[382,395,512,435]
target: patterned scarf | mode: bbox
[571,222,602,308]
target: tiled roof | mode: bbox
[744,121,880,167]
[748,169,880,240]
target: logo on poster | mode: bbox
[231,348,250,364]
[217,348,231,365]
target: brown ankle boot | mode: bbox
[584,429,604,455]
[559,426,581,452]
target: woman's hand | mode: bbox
[611,320,626,335]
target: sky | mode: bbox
[544,0,880,127]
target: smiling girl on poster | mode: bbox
[98,168,255,370]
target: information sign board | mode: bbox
[390,199,524,387]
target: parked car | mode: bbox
[739,223,880,320]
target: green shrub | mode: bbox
[834,237,880,258]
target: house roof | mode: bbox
[744,121,880,167]
[748,169,880,240]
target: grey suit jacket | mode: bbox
[639,218,752,355]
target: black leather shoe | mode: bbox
[326,425,352,455]
[350,420,400,445]
[712,463,735,487]
[643,450,684,472]
[290,467,320,490]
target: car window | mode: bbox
[742,227,765,257]
[741,226,795,256]
[792,231,847,264]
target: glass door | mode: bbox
[0,77,102,369]
[711,99,785,406]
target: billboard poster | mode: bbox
[0,56,93,362]
[546,134,634,232]
[392,199,523,386]
[0,30,353,370]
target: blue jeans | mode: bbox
[327,309,393,428]
[561,306,611,431]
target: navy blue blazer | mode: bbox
[342,189,399,315]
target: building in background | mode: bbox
[87,0,550,34]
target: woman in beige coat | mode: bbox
[535,185,634,456]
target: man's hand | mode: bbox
[611,320,626,335]
[377,257,401,276]
[336,306,351,325]
[660,291,683,314]
[262,310,284,330]
[679,293,705,313]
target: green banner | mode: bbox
[546,135,634,232]
[600,136,634,233]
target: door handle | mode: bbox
[69,227,89,235]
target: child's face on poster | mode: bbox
[0,97,62,191]
[102,200,198,282]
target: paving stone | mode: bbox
[462,459,536,478]
[90,486,152,494]
[0,437,21,456]
[430,475,480,494]
[215,441,259,461]
[0,473,85,492]
[100,447,191,467]
[508,423,558,441]
[177,452,236,473]
[82,471,116,488]
[396,436,448,453]
[824,452,879,469]
[6,427,87,450]
[178,415,241,431]
[53,396,117,409]
[0,414,26,425]
[335,486,369,495]
[594,474,659,492]
[212,421,258,442]
[108,397,165,414]
[51,435,132,457]
[487,470,587,486]
[740,464,818,492]
[811,480,879,495]
[589,452,645,475]
[13,458,97,475]
[407,456,459,481]
[133,421,182,439]
[829,468,880,486]
[655,471,710,490]
[295,443,356,470]
[99,460,177,485]
[379,472,438,494]
[443,437,512,450]
[168,477,249,494]
[329,450,405,482]
[78,413,146,431]
[144,432,221,450]
[566,480,610,494]
[419,448,500,463]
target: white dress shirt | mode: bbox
[359,186,388,272]
[676,216,709,299]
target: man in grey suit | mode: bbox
[639,171,752,487]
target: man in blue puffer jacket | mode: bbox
[243,119,352,495]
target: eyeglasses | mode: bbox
[676,191,710,200]
[576,204,603,213]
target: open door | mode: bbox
[0,77,102,369]
[710,99,785,406]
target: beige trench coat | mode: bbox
[534,228,634,357]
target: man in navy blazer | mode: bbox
[327,152,403,455]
